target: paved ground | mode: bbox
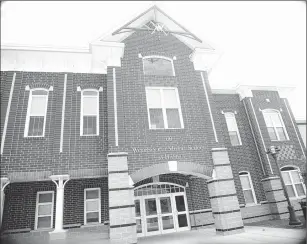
[245,216,306,229]
[138,226,306,244]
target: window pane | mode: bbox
[83,96,97,115]
[295,184,305,196]
[229,131,240,146]
[177,214,188,228]
[143,58,174,76]
[86,189,99,199]
[166,109,181,128]
[163,89,178,108]
[135,200,141,217]
[32,90,48,95]
[136,219,142,233]
[38,204,52,216]
[37,216,51,228]
[267,127,278,140]
[243,190,254,204]
[291,171,301,183]
[149,109,164,129]
[30,96,47,115]
[286,185,296,198]
[263,114,273,127]
[86,212,99,223]
[83,116,97,135]
[282,172,291,184]
[86,200,99,212]
[28,116,44,136]
[39,193,53,203]
[271,113,283,127]
[146,89,162,108]
[145,198,157,216]
[240,175,251,189]
[276,127,287,140]
[146,217,159,232]
[225,115,237,131]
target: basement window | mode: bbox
[281,166,306,199]
[239,172,257,205]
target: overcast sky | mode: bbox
[1,1,306,120]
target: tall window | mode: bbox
[145,87,183,129]
[81,90,99,136]
[35,191,54,229]
[143,56,175,76]
[281,166,306,198]
[263,110,288,141]
[239,172,257,205]
[224,113,242,146]
[25,89,49,137]
[84,188,101,225]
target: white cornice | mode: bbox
[235,84,295,100]
[211,89,236,95]
[189,48,221,72]
[1,44,89,53]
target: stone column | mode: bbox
[108,152,137,244]
[261,176,288,219]
[207,148,244,235]
[49,175,70,240]
[0,177,9,228]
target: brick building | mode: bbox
[0,5,306,244]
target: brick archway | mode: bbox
[130,161,213,184]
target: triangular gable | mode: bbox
[92,4,215,51]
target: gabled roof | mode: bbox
[92,4,215,51]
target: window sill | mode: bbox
[271,139,290,142]
[244,203,260,207]
[290,196,306,201]
[80,134,99,137]
[81,223,104,228]
[31,228,53,232]
[149,128,184,130]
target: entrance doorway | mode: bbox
[134,183,190,237]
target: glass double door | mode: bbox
[135,193,190,237]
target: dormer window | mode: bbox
[143,56,175,76]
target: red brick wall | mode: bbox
[64,177,109,226]
[111,30,224,176]
[0,72,108,177]
[245,90,306,176]
[2,181,56,231]
[213,94,267,204]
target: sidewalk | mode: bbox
[138,226,306,244]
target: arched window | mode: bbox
[25,89,49,137]
[224,112,242,146]
[239,171,257,205]
[81,89,99,136]
[281,166,306,198]
[143,56,175,76]
[262,109,289,141]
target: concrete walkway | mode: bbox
[138,226,306,244]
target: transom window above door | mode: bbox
[143,56,175,76]
[145,87,184,129]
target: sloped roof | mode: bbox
[92,4,215,51]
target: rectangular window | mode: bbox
[225,113,242,146]
[239,172,257,205]
[84,188,101,225]
[35,191,54,229]
[25,89,48,137]
[81,90,99,136]
[263,111,288,141]
[145,87,183,129]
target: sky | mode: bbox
[1,1,306,120]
